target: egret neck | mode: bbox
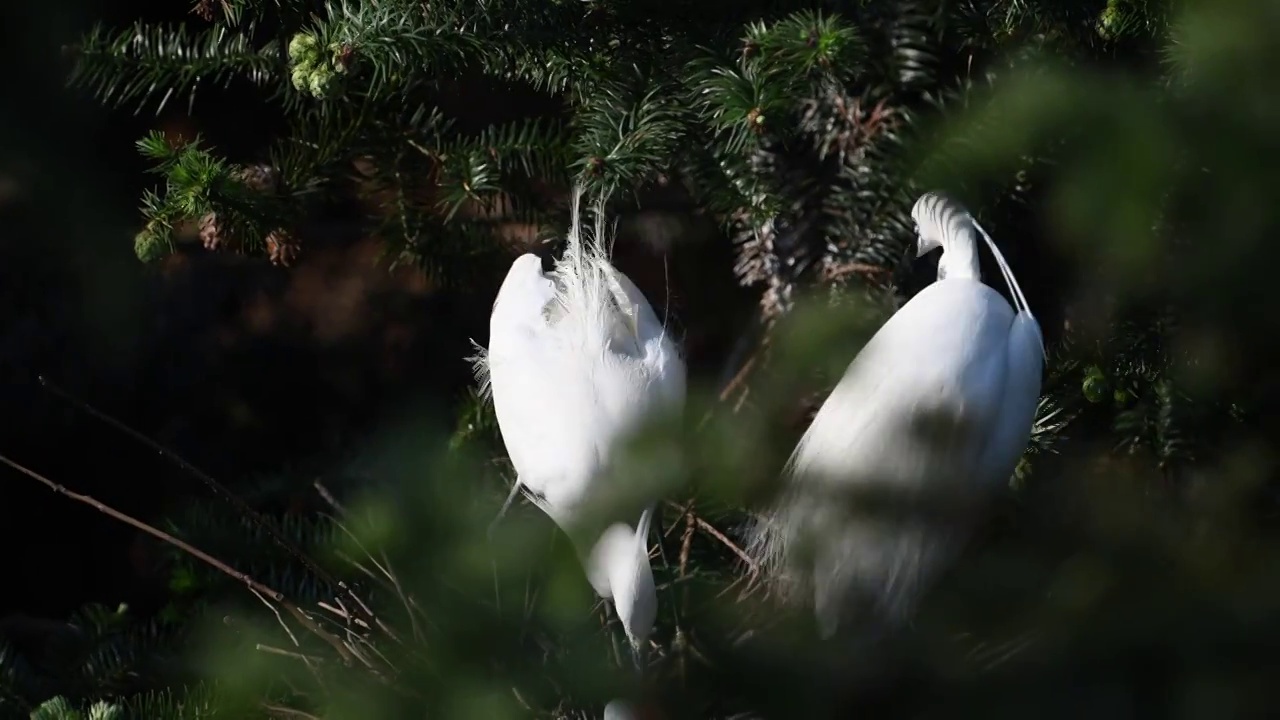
[584,506,657,661]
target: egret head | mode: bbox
[912,192,973,256]
[492,252,557,317]
[586,516,657,662]
[911,192,980,280]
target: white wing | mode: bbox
[791,279,1015,489]
[771,278,1037,634]
[975,311,1043,483]
[487,254,586,501]
[483,199,682,659]
[487,253,683,521]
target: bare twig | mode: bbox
[317,600,372,632]
[509,687,535,712]
[0,453,287,604]
[324,517,412,643]
[336,550,390,590]
[679,510,695,581]
[252,588,303,648]
[280,603,363,667]
[378,549,423,643]
[256,644,325,664]
[262,703,322,719]
[718,351,760,404]
[313,479,348,515]
[0,452,359,667]
[38,376,377,627]
[696,348,763,433]
[675,507,696,686]
[255,588,330,689]
[663,501,758,574]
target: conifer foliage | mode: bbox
[25,0,1275,717]
[67,0,1208,464]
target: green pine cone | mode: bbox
[1082,365,1109,403]
[133,225,171,263]
[290,64,311,92]
[288,32,321,66]
[307,64,335,98]
[1097,0,1122,40]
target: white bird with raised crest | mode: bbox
[472,188,685,669]
[749,191,1044,639]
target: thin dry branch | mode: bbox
[0,453,288,603]
[663,500,759,575]
[253,587,303,648]
[0,452,359,666]
[262,703,322,720]
[38,375,378,628]
[718,351,760,404]
[314,478,349,515]
[256,644,326,664]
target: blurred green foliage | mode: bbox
[6,0,1280,718]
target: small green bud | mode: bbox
[1082,365,1109,404]
[288,32,320,65]
[308,64,335,98]
[1113,388,1130,407]
[133,225,171,263]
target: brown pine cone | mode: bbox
[265,228,301,267]
[191,0,219,21]
[199,212,225,250]
[236,164,280,194]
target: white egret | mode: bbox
[749,191,1044,639]
[472,188,686,668]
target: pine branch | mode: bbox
[119,682,233,720]
[212,0,320,27]
[311,0,481,100]
[444,117,574,185]
[131,131,289,261]
[69,21,283,115]
[571,72,689,194]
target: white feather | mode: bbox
[474,187,685,657]
[750,192,1044,638]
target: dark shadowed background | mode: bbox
[0,0,755,622]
